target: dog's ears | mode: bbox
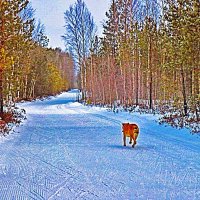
[122,123,129,126]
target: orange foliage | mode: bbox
[0,112,14,123]
[0,120,6,128]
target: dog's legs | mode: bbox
[132,139,137,148]
[132,141,135,148]
[129,137,132,144]
[134,132,139,147]
[123,135,126,146]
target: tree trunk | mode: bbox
[180,66,188,116]
[0,9,5,115]
[149,74,153,109]
[135,39,139,106]
[148,35,153,109]
[0,67,3,114]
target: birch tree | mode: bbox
[63,0,96,98]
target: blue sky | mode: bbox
[31,0,111,50]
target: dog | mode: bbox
[122,123,139,148]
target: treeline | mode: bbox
[64,0,199,131]
[0,0,74,116]
[89,1,199,116]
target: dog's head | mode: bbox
[122,123,130,131]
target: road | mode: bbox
[0,90,200,200]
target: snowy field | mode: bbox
[0,90,200,200]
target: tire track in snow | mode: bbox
[1,143,78,199]
[51,135,100,199]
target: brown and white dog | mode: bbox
[122,123,139,148]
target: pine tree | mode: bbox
[163,0,200,116]
[0,0,34,115]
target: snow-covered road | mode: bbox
[0,90,200,200]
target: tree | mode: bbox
[163,0,200,116]
[32,20,49,47]
[63,0,96,97]
[0,0,34,115]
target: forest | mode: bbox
[63,0,199,132]
[0,0,199,133]
[0,0,74,132]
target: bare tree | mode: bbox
[63,0,96,98]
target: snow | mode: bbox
[0,90,200,199]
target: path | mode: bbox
[0,90,199,199]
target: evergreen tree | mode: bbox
[163,0,200,116]
[0,0,33,114]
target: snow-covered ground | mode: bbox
[0,90,200,200]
